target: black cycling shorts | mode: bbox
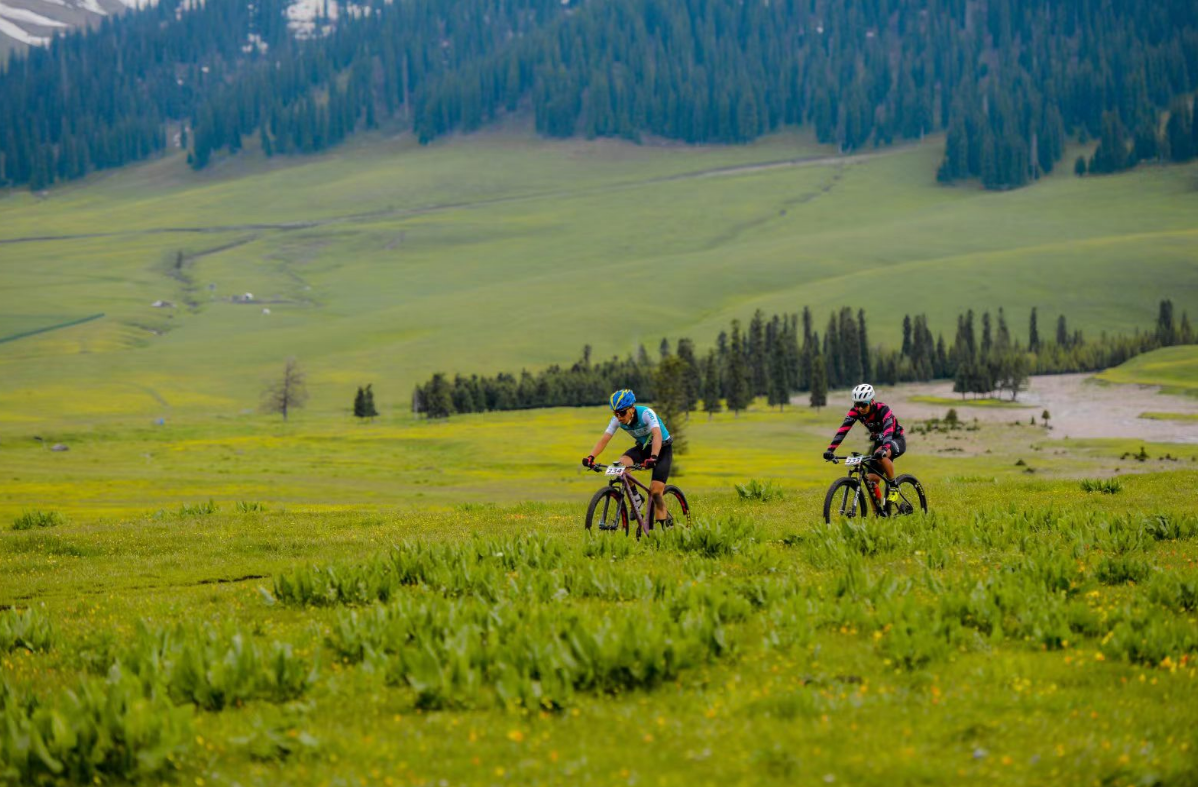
[623,440,673,484]
[872,433,906,460]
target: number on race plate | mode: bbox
[604,465,626,476]
[844,456,863,466]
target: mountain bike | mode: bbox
[584,463,691,537]
[823,452,927,524]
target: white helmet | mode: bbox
[851,383,875,405]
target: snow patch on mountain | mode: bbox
[0,3,68,25]
[0,14,48,43]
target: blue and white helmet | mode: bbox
[851,383,875,405]
[610,389,636,411]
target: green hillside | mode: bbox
[2,132,1197,428]
[1098,346,1198,394]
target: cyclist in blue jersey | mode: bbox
[582,389,674,527]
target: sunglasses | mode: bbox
[613,407,633,417]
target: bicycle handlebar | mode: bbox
[589,462,647,472]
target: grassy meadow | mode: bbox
[2,131,1197,428]
[4,131,1198,785]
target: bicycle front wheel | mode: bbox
[660,485,691,528]
[823,477,869,524]
[585,486,629,534]
[890,474,928,516]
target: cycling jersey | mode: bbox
[605,405,671,447]
[827,401,903,451]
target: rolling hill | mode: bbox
[2,131,1196,429]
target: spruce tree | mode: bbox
[1029,307,1040,352]
[702,351,722,420]
[425,374,454,419]
[653,355,688,454]
[725,320,751,416]
[353,386,366,419]
[768,338,789,411]
[809,352,828,411]
[364,384,379,420]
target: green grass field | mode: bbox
[2,131,1197,429]
[1098,346,1198,395]
[4,461,1198,786]
[4,131,1198,786]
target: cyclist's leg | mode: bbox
[649,443,673,521]
[620,444,644,469]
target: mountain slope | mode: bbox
[1,132,1195,426]
[3,0,1197,191]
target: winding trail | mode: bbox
[0,146,904,246]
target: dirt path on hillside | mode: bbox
[0,147,905,246]
[878,373,1198,443]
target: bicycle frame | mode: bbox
[833,453,889,516]
[592,463,655,535]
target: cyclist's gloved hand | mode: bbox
[643,455,658,469]
[823,450,835,462]
[582,455,595,468]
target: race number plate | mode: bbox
[844,456,863,466]
[605,465,626,476]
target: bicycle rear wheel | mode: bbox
[660,485,691,528]
[823,477,869,524]
[585,486,629,534]
[889,474,928,517]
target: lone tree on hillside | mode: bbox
[354,384,379,420]
[262,358,308,421]
[364,385,378,420]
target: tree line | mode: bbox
[4,0,1198,191]
[411,299,1194,421]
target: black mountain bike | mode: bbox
[584,463,691,537]
[823,452,927,524]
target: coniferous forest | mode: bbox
[410,301,1195,419]
[3,0,1198,191]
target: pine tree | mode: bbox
[725,319,751,416]
[653,355,688,454]
[364,384,379,420]
[1157,299,1176,345]
[353,386,367,418]
[768,338,789,411]
[702,351,722,420]
[425,373,454,419]
[1029,307,1040,352]
[809,352,828,411]
[675,337,701,412]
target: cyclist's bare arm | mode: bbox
[589,432,614,458]
[649,427,662,458]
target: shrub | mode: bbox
[1096,554,1152,585]
[118,622,315,710]
[734,479,784,503]
[0,608,54,654]
[1080,478,1123,494]
[178,499,218,516]
[325,592,736,710]
[0,672,192,783]
[236,501,266,513]
[651,516,760,557]
[11,510,64,530]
